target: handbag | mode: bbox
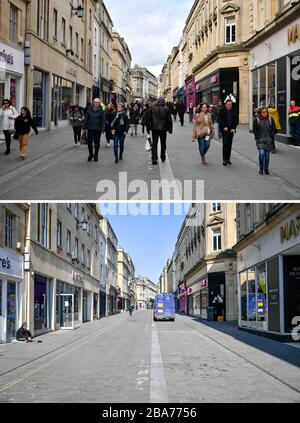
[13,132,19,140]
[145,139,151,152]
[80,129,88,145]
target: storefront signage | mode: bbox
[211,75,218,84]
[72,271,83,283]
[66,65,77,77]
[280,216,300,242]
[0,49,14,65]
[201,279,208,287]
[0,247,23,279]
[288,24,300,45]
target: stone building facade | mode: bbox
[112,32,132,104]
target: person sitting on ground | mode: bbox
[16,322,34,342]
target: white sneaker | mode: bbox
[107,143,111,148]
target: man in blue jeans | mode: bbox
[111,103,130,164]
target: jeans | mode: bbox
[87,129,101,158]
[131,124,138,135]
[189,113,193,123]
[114,135,126,159]
[259,149,270,170]
[105,127,112,143]
[198,137,211,158]
[72,126,82,143]
[222,131,234,162]
[290,123,300,145]
[217,122,222,138]
[3,130,12,153]
[152,130,167,162]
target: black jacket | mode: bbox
[129,108,140,124]
[218,108,239,132]
[16,327,32,341]
[105,110,117,130]
[149,105,173,133]
[111,112,130,136]
[14,116,38,135]
[253,116,276,151]
[141,108,151,126]
[84,107,106,131]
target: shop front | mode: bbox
[0,247,23,343]
[56,280,81,330]
[237,208,300,339]
[178,281,187,314]
[196,68,239,110]
[34,273,53,336]
[100,290,106,318]
[0,42,24,137]
[249,16,300,140]
[185,76,196,110]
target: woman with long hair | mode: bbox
[192,103,215,165]
[253,107,276,175]
[14,107,39,160]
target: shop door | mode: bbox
[60,294,74,330]
[82,290,89,322]
[34,275,47,331]
[7,281,17,340]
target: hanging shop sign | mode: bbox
[280,215,300,242]
[288,23,300,46]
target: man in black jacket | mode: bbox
[84,98,106,162]
[218,100,239,166]
[16,322,34,342]
[149,98,173,165]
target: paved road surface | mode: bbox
[0,122,299,200]
[0,311,299,403]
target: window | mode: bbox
[212,229,221,252]
[75,33,79,56]
[67,230,71,254]
[41,204,48,247]
[89,9,92,29]
[75,204,79,221]
[75,237,79,258]
[87,216,90,235]
[81,38,84,60]
[225,16,236,44]
[37,0,49,41]
[212,203,221,213]
[5,210,14,248]
[87,249,91,270]
[61,18,66,45]
[245,204,252,234]
[82,244,86,267]
[9,4,18,44]
[69,25,73,49]
[57,220,62,248]
[53,8,58,38]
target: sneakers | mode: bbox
[265,169,270,175]
[19,156,25,161]
[115,159,119,164]
[107,142,111,148]
[259,169,263,175]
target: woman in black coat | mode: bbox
[111,103,130,164]
[253,107,276,175]
[105,103,117,148]
[14,107,38,160]
[129,104,140,136]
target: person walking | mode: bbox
[84,98,106,162]
[188,102,194,124]
[172,102,178,121]
[268,103,281,153]
[216,100,224,139]
[69,105,84,146]
[149,98,173,166]
[192,103,215,165]
[105,103,117,148]
[288,100,300,146]
[209,104,218,124]
[253,107,276,175]
[111,103,130,164]
[129,103,140,136]
[14,107,38,160]
[218,99,239,166]
[178,101,186,127]
[141,103,152,145]
[0,99,18,155]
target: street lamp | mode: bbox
[71,4,84,18]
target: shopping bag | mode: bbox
[80,129,88,145]
[145,139,151,152]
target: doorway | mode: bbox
[60,294,74,330]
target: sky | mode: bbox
[101,204,189,284]
[105,0,194,77]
